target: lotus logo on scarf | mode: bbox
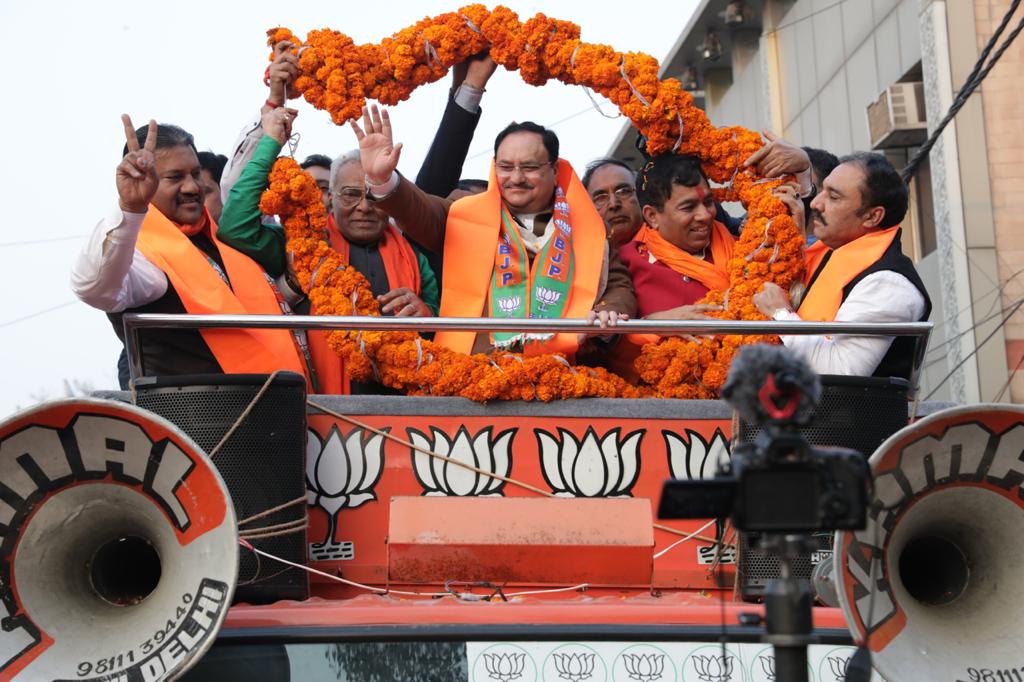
[537,427,643,497]
[622,653,666,681]
[535,286,563,311]
[483,652,527,681]
[691,654,738,682]
[757,654,776,680]
[497,295,523,315]
[664,428,730,480]
[826,655,849,681]
[552,652,596,681]
[306,426,385,560]
[407,426,515,496]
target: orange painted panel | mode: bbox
[388,496,653,585]
[304,410,735,594]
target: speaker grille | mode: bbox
[737,375,909,600]
[738,533,833,596]
[134,373,309,604]
[738,375,909,460]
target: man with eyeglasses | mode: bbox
[352,106,637,358]
[582,159,645,247]
[216,106,438,395]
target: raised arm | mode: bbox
[217,107,296,277]
[352,105,453,253]
[415,52,496,197]
[71,116,169,312]
[220,41,299,200]
[743,129,813,194]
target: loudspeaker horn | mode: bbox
[0,398,238,681]
[835,404,1024,682]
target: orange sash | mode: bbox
[797,226,900,321]
[803,240,829,286]
[306,324,347,396]
[307,216,423,394]
[623,220,734,350]
[440,160,605,356]
[134,205,307,380]
[326,214,422,294]
[637,220,734,291]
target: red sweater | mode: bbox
[618,241,714,317]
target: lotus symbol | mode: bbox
[664,428,730,480]
[552,652,596,681]
[622,653,666,681]
[537,427,643,497]
[827,655,849,680]
[483,652,527,681]
[306,427,384,558]
[758,654,776,680]
[692,654,737,682]
[407,426,515,496]
[498,295,522,315]
[535,286,563,310]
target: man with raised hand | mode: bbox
[352,105,637,358]
[215,107,438,395]
[753,152,930,378]
[71,115,311,385]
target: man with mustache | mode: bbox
[753,152,930,378]
[353,105,636,357]
[71,116,312,385]
[583,131,822,250]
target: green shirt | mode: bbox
[217,135,440,314]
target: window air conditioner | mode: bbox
[867,82,928,149]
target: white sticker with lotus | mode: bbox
[305,426,386,561]
[466,641,882,681]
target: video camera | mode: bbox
[658,345,870,533]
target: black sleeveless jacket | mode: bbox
[804,229,931,379]
[108,232,224,378]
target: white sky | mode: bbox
[0,1,698,415]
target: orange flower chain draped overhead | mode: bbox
[259,5,805,400]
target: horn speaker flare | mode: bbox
[0,399,237,682]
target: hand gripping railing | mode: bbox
[122,314,932,395]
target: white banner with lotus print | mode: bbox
[466,641,882,681]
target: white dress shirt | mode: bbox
[775,270,926,376]
[70,206,168,313]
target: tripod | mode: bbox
[761,534,814,682]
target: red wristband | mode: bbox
[263,65,271,87]
[265,98,281,109]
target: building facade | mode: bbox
[609,0,1023,403]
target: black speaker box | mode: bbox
[134,372,309,604]
[736,375,909,599]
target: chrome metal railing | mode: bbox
[122,314,933,394]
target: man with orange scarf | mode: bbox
[601,154,731,378]
[71,117,310,386]
[753,153,930,378]
[620,154,735,319]
[352,105,636,358]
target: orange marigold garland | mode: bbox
[262,156,641,400]
[263,5,807,400]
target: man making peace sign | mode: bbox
[71,115,313,386]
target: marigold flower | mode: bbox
[262,7,806,400]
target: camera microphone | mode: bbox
[721,344,820,427]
